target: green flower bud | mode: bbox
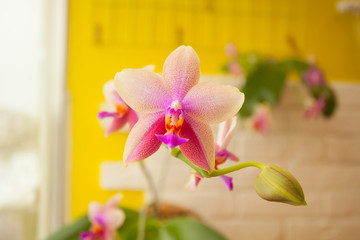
[254,164,307,206]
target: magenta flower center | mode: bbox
[165,100,184,134]
[155,100,189,150]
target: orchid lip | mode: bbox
[156,100,189,149]
[156,133,189,150]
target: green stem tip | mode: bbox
[170,147,265,178]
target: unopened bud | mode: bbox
[255,164,307,206]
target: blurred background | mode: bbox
[0,0,359,239]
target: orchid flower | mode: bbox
[80,194,125,240]
[224,43,239,59]
[252,104,271,134]
[115,46,244,172]
[228,61,243,76]
[305,98,325,119]
[186,118,239,191]
[97,66,154,136]
[224,43,242,76]
[303,65,325,87]
[98,80,139,136]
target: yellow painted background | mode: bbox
[68,0,360,219]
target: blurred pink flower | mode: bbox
[224,43,239,59]
[98,80,139,136]
[115,46,244,172]
[252,105,271,134]
[80,194,125,240]
[305,98,325,119]
[228,61,243,76]
[303,66,325,87]
[186,118,239,191]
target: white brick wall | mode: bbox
[144,82,360,240]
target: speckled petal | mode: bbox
[179,115,215,172]
[105,117,128,137]
[163,46,200,100]
[115,69,171,113]
[124,112,166,164]
[183,82,244,124]
[127,109,139,129]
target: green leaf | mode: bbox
[280,59,309,75]
[46,216,90,240]
[160,217,226,240]
[46,209,226,240]
[238,53,265,74]
[309,86,337,118]
[239,60,287,117]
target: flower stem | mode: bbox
[136,207,146,240]
[170,148,266,177]
[139,161,159,217]
[208,161,266,177]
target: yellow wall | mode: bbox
[68,0,360,218]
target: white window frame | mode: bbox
[37,0,69,238]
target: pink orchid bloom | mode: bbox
[80,194,125,240]
[305,98,325,119]
[98,80,139,136]
[228,61,243,76]
[98,65,155,136]
[224,43,239,59]
[115,46,244,172]
[252,104,271,134]
[186,118,239,191]
[303,65,325,87]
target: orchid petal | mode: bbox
[98,111,118,119]
[104,194,122,209]
[103,80,117,105]
[163,46,200,100]
[183,82,244,124]
[219,117,237,150]
[105,117,128,137]
[185,173,203,190]
[179,115,215,172]
[124,112,166,164]
[115,69,171,113]
[80,231,94,240]
[142,64,155,72]
[103,208,125,229]
[220,175,234,191]
[227,151,239,162]
[88,201,102,224]
[127,109,139,129]
[217,119,231,146]
[104,230,115,240]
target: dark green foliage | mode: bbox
[46,216,91,240]
[309,86,337,117]
[239,60,287,117]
